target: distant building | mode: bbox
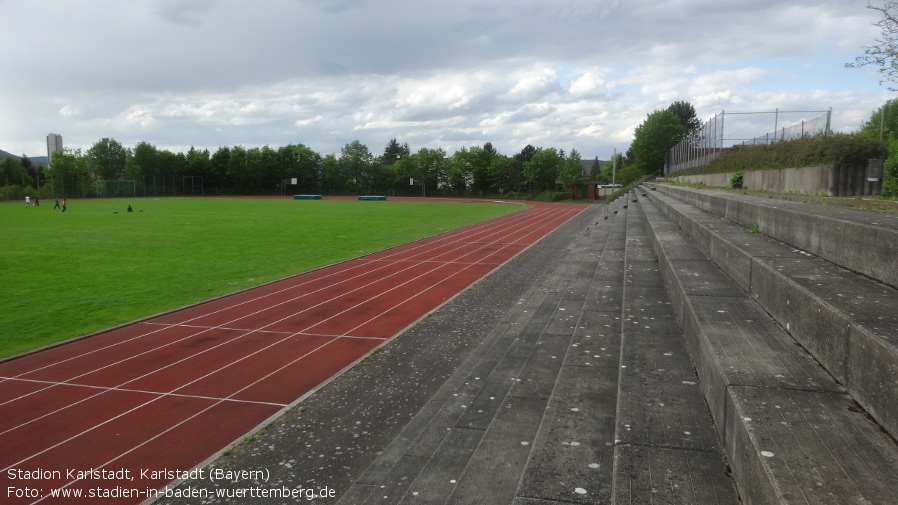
[47,133,63,163]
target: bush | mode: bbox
[730,171,743,189]
[615,165,644,186]
[882,137,898,198]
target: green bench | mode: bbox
[358,195,387,201]
[293,194,322,200]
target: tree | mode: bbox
[87,138,127,180]
[558,148,584,198]
[510,145,537,192]
[487,155,512,193]
[447,147,475,193]
[259,145,282,194]
[859,98,898,140]
[590,156,602,180]
[210,146,232,191]
[413,147,447,191]
[523,147,560,193]
[320,153,344,194]
[847,1,898,89]
[186,147,212,179]
[45,148,89,197]
[1,157,31,187]
[340,140,374,192]
[667,101,701,138]
[280,144,321,193]
[380,138,410,165]
[601,152,623,181]
[20,155,44,191]
[630,110,684,175]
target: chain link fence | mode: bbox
[667,109,832,174]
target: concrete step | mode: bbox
[647,183,898,290]
[634,190,898,505]
[611,202,738,504]
[512,205,626,504]
[337,202,627,504]
[639,185,898,442]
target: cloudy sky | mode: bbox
[0,0,892,161]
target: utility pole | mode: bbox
[612,148,617,189]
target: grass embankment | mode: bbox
[0,197,522,358]
[670,134,887,177]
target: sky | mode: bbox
[0,0,893,161]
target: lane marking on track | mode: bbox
[1,205,548,382]
[1,207,563,435]
[0,376,289,407]
[141,322,389,340]
[3,203,589,499]
[2,333,342,474]
[367,259,505,266]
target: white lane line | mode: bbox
[0,376,288,407]
[1,206,557,433]
[4,205,539,381]
[7,204,581,485]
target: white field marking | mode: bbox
[6,338,339,472]
[143,323,387,341]
[1,206,551,405]
[1,233,509,435]
[2,204,542,382]
[336,210,564,337]
[0,376,288,407]
[15,206,584,481]
[318,206,577,336]
[28,337,349,504]
[369,258,504,267]
[3,206,574,448]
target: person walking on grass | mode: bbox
[53,196,60,210]
[62,198,67,212]
[25,196,30,208]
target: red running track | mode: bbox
[0,200,584,504]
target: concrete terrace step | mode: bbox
[612,202,737,504]
[337,201,737,505]
[648,183,898,290]
[337,203,627,504]
[634,190,898,505]
[640,184,898,442]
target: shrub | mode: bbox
[730,171,744,189]
[882,137,898,198]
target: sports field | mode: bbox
[0,197,523,358]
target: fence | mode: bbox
[667,109,832,174]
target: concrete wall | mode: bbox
[669,165,882,196]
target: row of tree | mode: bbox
[2,99,704,200]
[9,137,603,199]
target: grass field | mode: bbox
[0,197,524,358]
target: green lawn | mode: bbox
[0,197,524,358]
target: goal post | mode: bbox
[182,176,204,196]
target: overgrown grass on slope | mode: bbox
[0,197,522,357]
[671,134,887,177]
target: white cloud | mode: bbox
[0,0,890,159]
